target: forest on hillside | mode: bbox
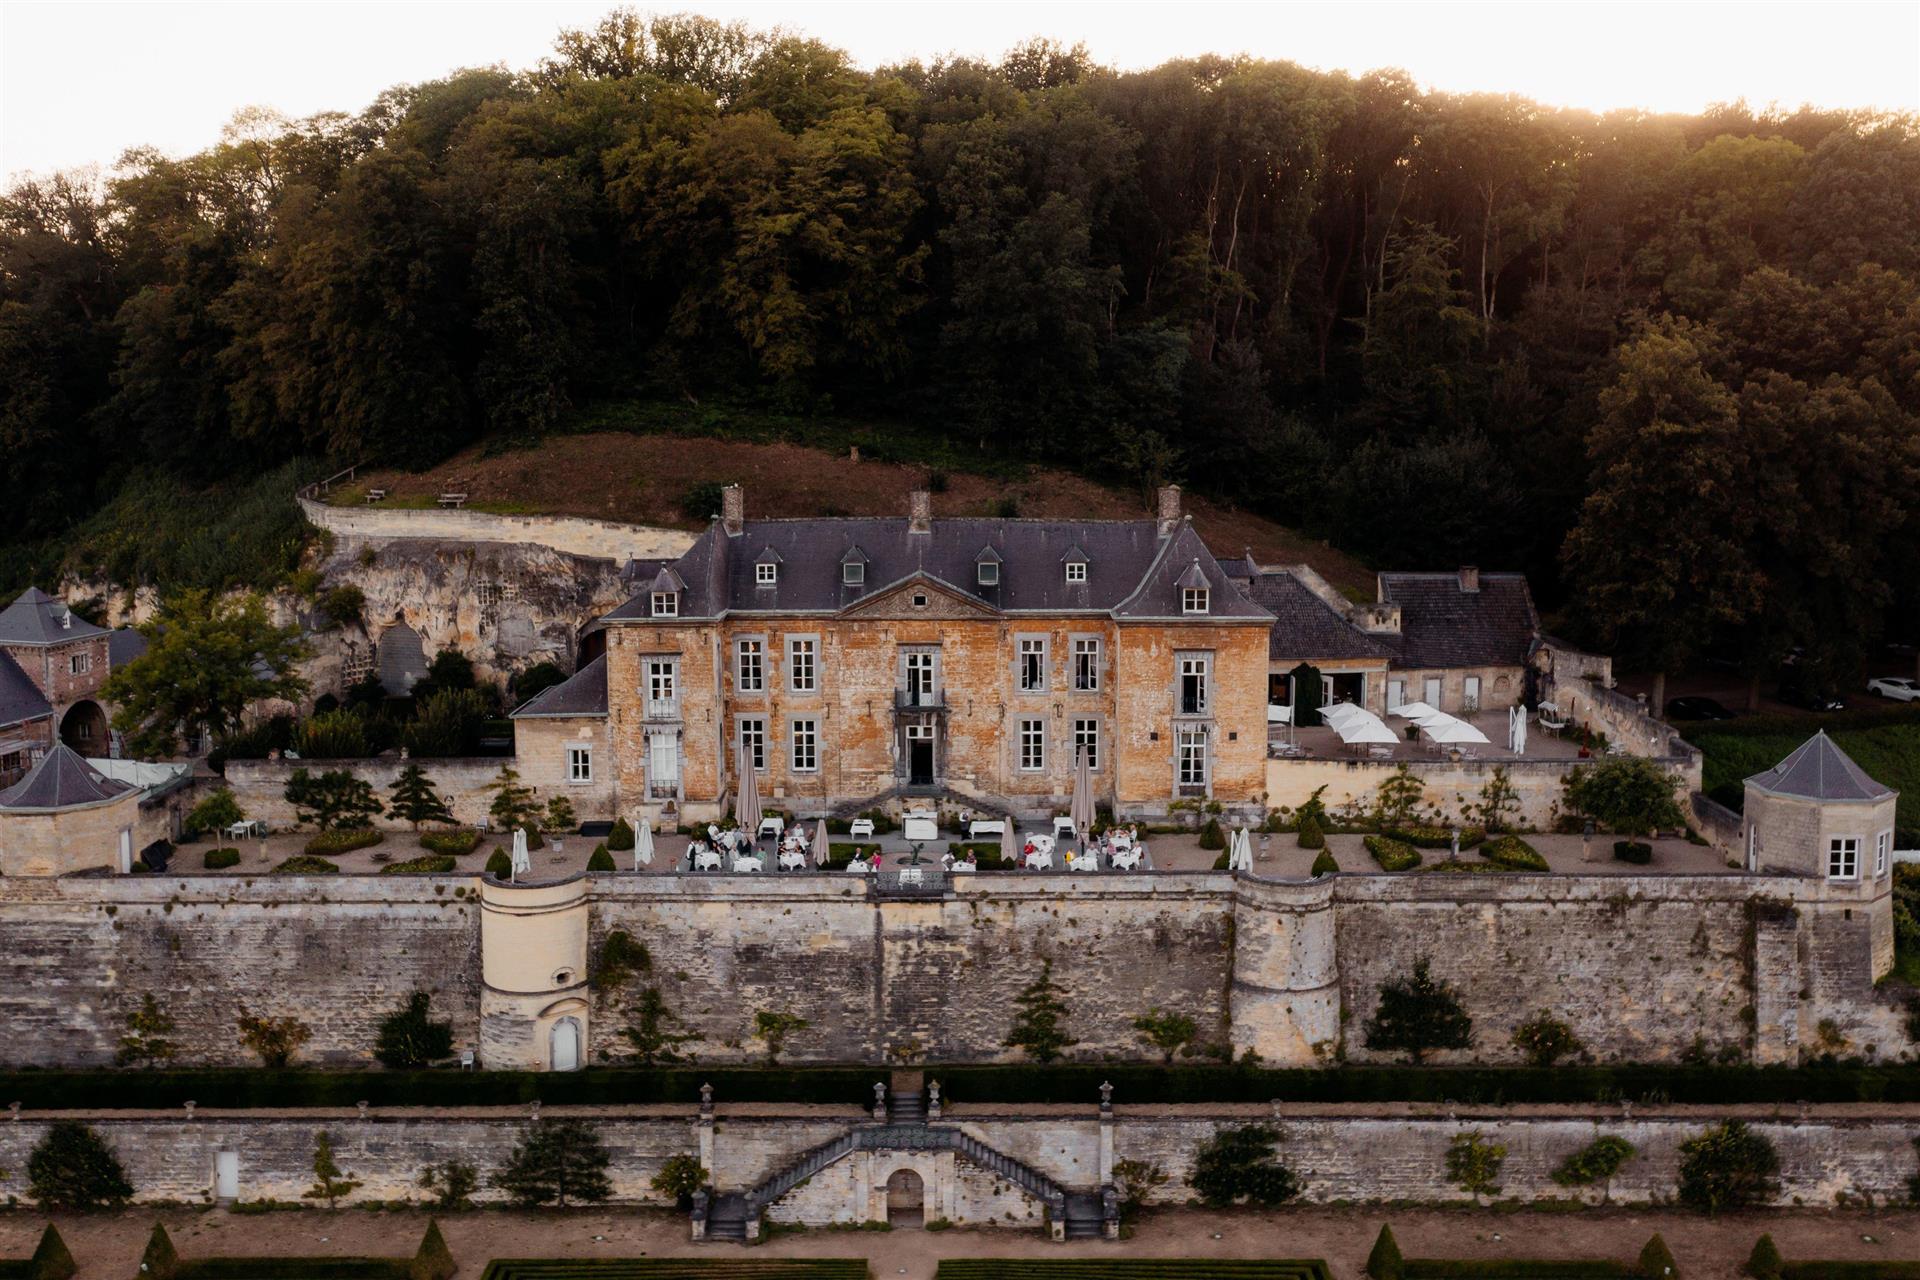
[2,10,1917,690]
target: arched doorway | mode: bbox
[549,1017,581,1071]
[884,1169,924,1227]
[1288,664,1324,727]
[59,700,107,752]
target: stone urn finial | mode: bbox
[357,1100,368,1120]
[872,1080,888,1121]
[699,1082,714,1116]
[1099,1080,1114,1113]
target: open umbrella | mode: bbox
[815,817,831,867]
[1070,746,1096,847]
[510,827,531,881]
[634,817,654,870]
[1421,716,1491,745]
[737,761,762,846]
[1390,701,1446,723]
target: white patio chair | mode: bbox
[848,818,875,839]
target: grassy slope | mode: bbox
[1690,720,1920,843]
[338,426,1376,596]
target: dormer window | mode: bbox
[1065,562,1087,584]
[1182,588,1209,614]
[756,563,777,586]
[651,592,678,617]
[977,561,1000,586]
[843,562,864,586]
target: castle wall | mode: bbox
[1265,755,1586,830]
[225,757,515,830]
[0,1103,1910,1210]
[297,496,695,564]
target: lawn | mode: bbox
[480,1263,870,1280]
[935,1265,1330,1280]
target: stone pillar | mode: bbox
[1227,875,1340,1064]
[697,1083,715,1175]
[1097,1081,1114,1185]
[689,1189,708,1241]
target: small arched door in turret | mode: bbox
[550,1017,581,1071]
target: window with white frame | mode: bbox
[1877,830,1891,877]
[978,560,1000,586]
[1065,561,1087,583]
[645,658,678,717]
[739,717,767,772]
[1177,725,1208,792]
[1018,718,1045,771]
[787,637,817,693]
[651,591,677,617]
[566,745,592,784]
[903,649,938,706]
[1828,836,1859,880]
[842,561,864,585]
[1182,587,1209,614]
[648,731,679,796]
[1073,718,1099,770]
[791,718,818,772]
[1178,653,1210,715]
[736,638,764,693]
[756,562,777,586]
[69,652,92,675]
[1073,637,1100,691]
[1018,637,1047,692]
[1463,676,1481,712]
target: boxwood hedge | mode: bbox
[419,831,481,856]
[202,848,241,870]
[1365,835,1421,872]
[1385,825,1485,850]
[304,828,383,857]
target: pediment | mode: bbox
[839,573,999,620]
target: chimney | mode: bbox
[721,484,744,537]
[908,489,932,534]
[1458,565,1480,593]
[1156,484,1184,537]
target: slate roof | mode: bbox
[0,588,109,646]
[0,743,134,811]
[0,650,53,729]
[1248,571,1395,662]
[510,655,608,719]
[108,628,147,667]
[1746,731,1895,803]
[602,518,1270,623]
[1377,572,1540,669]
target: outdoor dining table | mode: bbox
[1110,847,1144,871]
[848,818,875,839]
[730,853,763,873]
[692,848,722,871]
[777,849,807,872]
[1024,849,1054,870]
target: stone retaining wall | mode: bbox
[225,757,515,830]
[299,497,694,563]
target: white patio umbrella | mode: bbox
[1331,707,1398,745]
[1390,701,1448,724]
[815,817,831,867]
[1070,746,1096,846]
[1235,827,1256,872]
[1421,716,1492,745]
[633,817,654,870]
[737,762,763,843]
[1513,711,1528,756]
[509,827,531,880]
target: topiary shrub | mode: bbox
[27,1120,133,1208]
[1743,1234,1783,1280]
[420,830,481,856]
[305,828,383,856]
[203,847,241,870]
[1481,834,1548,870]
[1310,848,1340,877]
[1198,817,1226,850]
[520,824,545,851]
[1614,840,1654,865]
[485,848,511,877]
[1638,1233,1679,1280]
[410,1220,455,1280]
[587,843,616,872]
[1365,958,1472,1062]
[27,1223,75,1280]
[1365,835,1422,872]
[139,1224,178,1280]
[1211,851,1232,870]
[1296,814,1325,849]
[1366,1224,1404,1280]
[607,818,635,852]
[273,855,340,875]
[380,855,457,874]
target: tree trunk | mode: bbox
[1651,671,1667,713]
[1747,670,1763,713]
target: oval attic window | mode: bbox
[552,969,576,987]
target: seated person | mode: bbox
[952,855,978,873]
[940,849,956,870]
[846,853,870,873]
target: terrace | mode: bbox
[1269,708,1594,764]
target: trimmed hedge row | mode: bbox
[1481,835,1548,871]
[380,855,457,875]
[305,829,384,857]
[1385,825,1485,850]
[1369,1225,1676,1280]
[9,1063,1920,1110]
[483,1260,871,1279]
[142,1222,450,1280]
[1365,835,1421,872]
[1614,840,1654,865]
[273,855,339,875]
[419,831,481,856]
[938,1265,1329,1279]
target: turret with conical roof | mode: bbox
[0,744,142,876]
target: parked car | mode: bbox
[1867,676,1920,702]
[1665,696,1737,721]
[1779,685,1846,712]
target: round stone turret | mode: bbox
[479,874,591,1069]
[1227,874,1339,1063]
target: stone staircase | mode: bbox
[698,1080,1107,1243]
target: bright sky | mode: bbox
[3,0,1917,180]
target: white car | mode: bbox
[1867,676,1920,702]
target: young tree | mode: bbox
[751,1009,809,1065]
[1676,1120,1780,1213]
[1373,765,1425,830]
[303,1131,362,1208]
[650,1153,707,1207]
[493,1119,613,1207]
[115,993,177,1066]
[237,1009,313,1068]
[1445,1129,1506,1204]
[285,768,382,831]
[103,590,309,757]
[417,1160,479,1210]
[1563,758,1686,837]
[375,992,454,1068]
[1551,1134,1636,1202]
[1003,960,1076,1063]
[1190,1125,1301,1207]
[1474,766,1521,833]
[1364,958,1473,1062]
[185,788,244,838]
[1131,1008,1198,1063]
[387,764,453,831]
[1511,1012,1583,1066]
[488,765,541,833]
[544,795,576,833]
[622,987,695,1065]
[27,1121,134,1209]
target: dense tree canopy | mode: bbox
[4,10,1918,682]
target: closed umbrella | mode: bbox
[634,817,654,870]
[510,827,530,881]
[1070,746,1096,847]
[815,817,831,867]
[1001,818,1017,869]
[737,762,763,845]
[1513,711,1528,756]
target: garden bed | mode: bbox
[481,1262,870,1280]
[938,1265,1328,1279]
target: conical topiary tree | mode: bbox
[1744,1235,1783,1280]
[28,1224,75,1280]
[139,1225,179,1280]
[1310,848,1340,877]
[408,1220,455,1280]
[1366,1224,1404,1280]
[1297,814,1325,849]
[607,817,635,852]
[1198,817,1226,850]
[1638,1233,1679,1280]
[586,843,616,872]
[486,848,511,877]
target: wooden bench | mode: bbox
[437,492,468,508]
[365,488,387,504]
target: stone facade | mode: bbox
[0,784,142,876]
[512,718,615,819]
